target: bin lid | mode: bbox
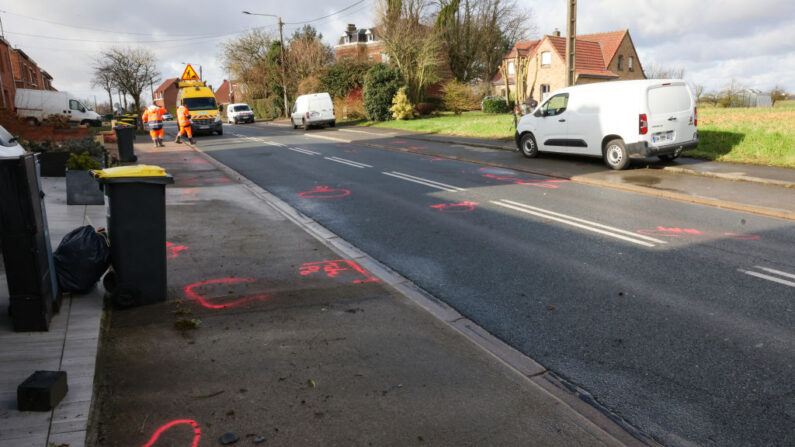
[91,165,174,184]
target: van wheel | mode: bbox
[658,154,679,161]
[604,139,630,170]
[519,133,538,158]
[329,120,336,128]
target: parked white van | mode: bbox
[15,89,102,127]
[290,93,335,129]
[226,103,255,124]
[515,80,698,170]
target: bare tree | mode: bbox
[376,0,441,103]
[219,29,273,101]
[718,79,743,107]
[286,25,334,81]
[643,62,685,79]
[100,47,160,113]
[769,85,787,105]
[689,82,705,103]
[91,60,116,114]
[437,0,534,82]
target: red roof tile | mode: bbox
[579,30,627,66]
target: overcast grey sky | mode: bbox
[1,0,792,106]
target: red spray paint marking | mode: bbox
[181,188,198,195]
[166,241,188,258]
[184,278,270,309]
[637,226,759,240]
[408,146,425,151]
[142,419,201,447]
[299,260,379,284]
[482,173,568,188]
[391,140,407,144]
[344,149,360,153]
[430,201,479,213]
[298,186,351,198]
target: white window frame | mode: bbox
[508,62,515,75]
[628,56,634,71]
[541,52,551,67]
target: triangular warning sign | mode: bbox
[181,64,199,81]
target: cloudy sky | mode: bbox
[2,0,792,107]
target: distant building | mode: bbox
[735,89,772,108]
[152,78,179,109]
[0,38,56,110]
[492,29,645,103]
[334,24,387,63]
[215,79,240,105]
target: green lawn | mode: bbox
[354,102,795,168]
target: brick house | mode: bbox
[492,29,645,104]
[10,49,44,90]
[334,24,387,63]
[0,39,56,110]
[0,37,17,109]
[214,79,240,105]
[152,78,179,110]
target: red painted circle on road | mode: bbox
[298,186,351,198]
[184,278,270,309]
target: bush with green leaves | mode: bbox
[389,87,414,120]
[363,64,403,121]
[321,60,371,99]
[65,151,101,171]
[481,96,513,114]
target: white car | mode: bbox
[227,103,255,124]
[290,93,335,130]
[515,79,698,170]
[0,125,26,158]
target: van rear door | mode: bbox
[646,83,695,147]
[308,97,333,122]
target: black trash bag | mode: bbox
[53,225,110,293]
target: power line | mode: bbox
[283,0,369,25]
[3,25,273,44]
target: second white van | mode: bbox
[290,93,335,129]
[515,80,698,170]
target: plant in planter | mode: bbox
[65,151,104,205]
[29,135,107,177]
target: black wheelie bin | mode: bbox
[91,165,173,307]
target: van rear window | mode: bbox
[648,86,691,114]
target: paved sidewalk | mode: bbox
[0,178,105,447]
[89,137,654,446]
[265,121,795,221]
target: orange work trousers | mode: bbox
[178,124,192,138]
[149,128,164,139]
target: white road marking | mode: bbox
[325,156,372,168]
[491,199,663,248]
[738,267,795,288]
[382,171,466,192]
[287,147,320,156]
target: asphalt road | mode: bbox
[192,122,794,446]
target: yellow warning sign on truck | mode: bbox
[181,64,199,81]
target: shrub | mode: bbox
[46,114,71,129]
[443,80,478,115]
[321,60,372,99]
[65,151,101,171]
[334,88,366,121]
[298,75,324,95]
[416,102,435,115]
[250,98,283,120]
[389,87,414,120]
[62,135,105,157]
[363,64,403,121]
[482,96,513,114]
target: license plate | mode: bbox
[198,125,209,129]
[652,131,673,143]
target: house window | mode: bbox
[628,56,634,71]
[541,52,551,66]
[381,53,390,63]
[508,62,515,75]
[618,55,623,70]
[540,84,550,101]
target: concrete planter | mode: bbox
[66,170,104,205]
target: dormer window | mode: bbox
[618,55,623,70]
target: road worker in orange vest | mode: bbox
[141,103,167,147]
[175,103,195,144]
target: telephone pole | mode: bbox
[243,11,289,118]
[565,0,577,87]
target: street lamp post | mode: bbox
[243,11,289,119]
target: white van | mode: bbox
[515,80,698,170]
[290,93,335,129]
[226,103,255,124]
[14,89,102,127]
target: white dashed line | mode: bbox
[382,171,466,192]
[325,156,372,168]
[738,266,795,288]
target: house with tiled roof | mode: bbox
[334,24,386,63]
[152,78,179,110]
[492,29,645,103]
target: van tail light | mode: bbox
[332,107,335,117]
[306,112,310,119]
[639,113,648,135]
[694,107,698,126]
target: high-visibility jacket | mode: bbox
[142,105,167,130]
[177,105,192,127]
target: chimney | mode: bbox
[552,29,561,37]
[347,24,357,33]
